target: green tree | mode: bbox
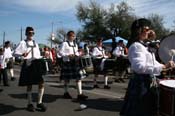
[106,2,136,40]
[76,1,136,41]
[148,14,170,40]
[76,0,108,41]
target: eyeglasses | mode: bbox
[27,31,35,35]
[142,26,150,32]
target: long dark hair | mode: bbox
[127,18,151,48]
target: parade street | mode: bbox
[0,64,128,116]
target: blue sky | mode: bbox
[0,0,175,46]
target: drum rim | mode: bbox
[159,79,175,89]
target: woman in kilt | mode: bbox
[120,18,175,116]
[112,40,129,83]
[92,37,111,89]
[14,27,47,112]
[59,30,88,100]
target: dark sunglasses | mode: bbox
[27,31,35,35]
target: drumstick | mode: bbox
[23,49,32,57]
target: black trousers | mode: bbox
[0,68,8,85]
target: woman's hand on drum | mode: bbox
[163,61,175,70]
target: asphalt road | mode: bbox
[0,65,129,116]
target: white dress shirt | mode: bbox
[92,46,109,70]
[4,47,13,59]
[59,41,79,62]
[14,40,41,59]
[0,54,7,69]
[92,46,108,59]
[128,42,164,75]
[113,45,128,58]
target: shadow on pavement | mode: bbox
[50,85,94,90]
[8,93,62,103]
[0,103,25,115]
[74,98,123,112]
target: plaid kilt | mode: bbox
[92,58,102,74]
[7,57,14,69]
[120,73,158,115]
[116,56,130,72]
[18,59,46,86]
[60,59,83,80]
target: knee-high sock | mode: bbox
[121,71,126,79]
[38,88,44,104]
[27,91,32,104]
[104,76,108,86]
[10,69,14,78]
[77,80,82,95]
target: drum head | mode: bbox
[159,34,175,64]
[159,80,175,88]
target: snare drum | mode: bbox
[79,56,92,68]
[159,79,175,116]
[79,56,93,73]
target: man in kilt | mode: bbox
[4,41,16,81]
[59,31,88,100]
[14,27,47,112]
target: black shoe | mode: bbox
[37,103,47,112]
[4,84,10,86]
[119,78,125,83]
[63,92,72,99]
[77,94,88,100]
[114,79,120,83]
[11,77,16,81]
[0,89,3,92]
[93,84,100,89]
[27,104,35,112]
[104,85,111,89]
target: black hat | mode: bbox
[97,37,103,42]
[5,41,10,45]
[118,40,123,43]
[25,26,34,35]
[131,18,151,30]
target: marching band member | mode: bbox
[120,18,175,116]
[113,40,130,83]
[4,41,16,81]
[59,30,88,100]
[92,37,111,89]
[14,27,47,112]
[0,48,9,86]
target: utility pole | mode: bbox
[3,31,5,46]
[51,22,55,48]
[20,27,23,41]
[51,22,54,48]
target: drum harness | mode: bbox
[24,40,36,66]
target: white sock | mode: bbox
[77,80,82,95]
[27,91,32,105]
[104,76,108,86]
[38,88,44,104]
[121,71,126,79]
[10,69,14,78]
